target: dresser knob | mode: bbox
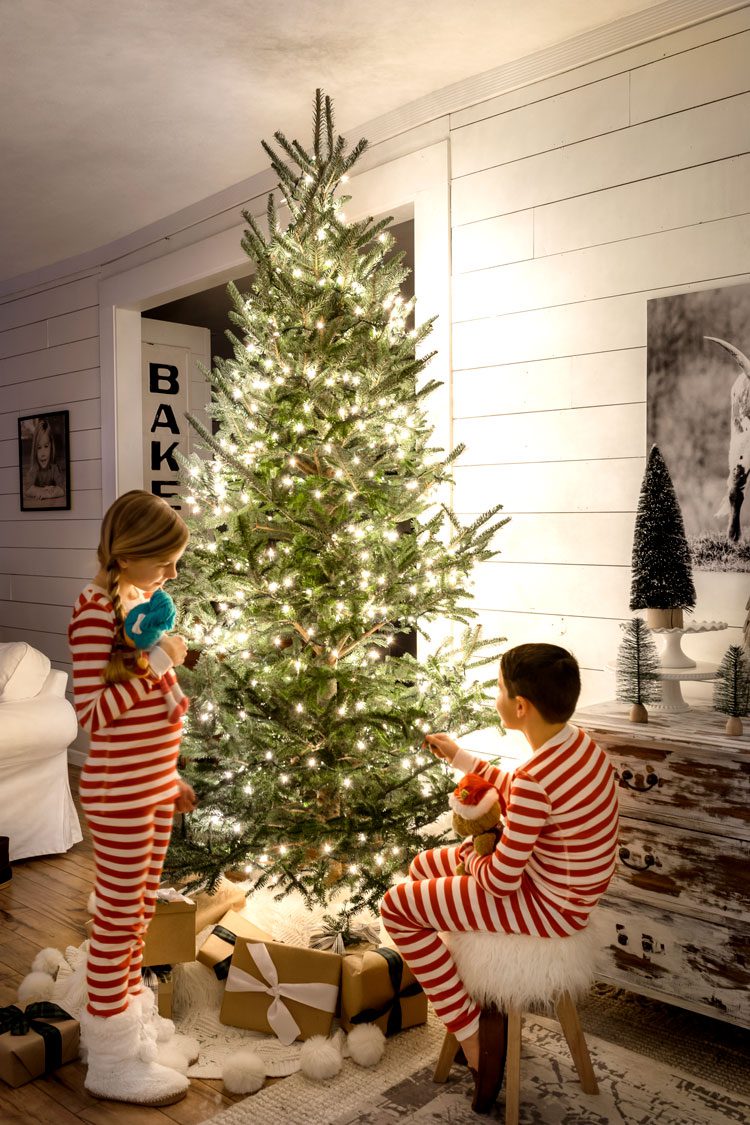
[618,847,657,871]
[617,768,660,792]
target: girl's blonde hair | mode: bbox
[98,490,189,683]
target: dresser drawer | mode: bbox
[593,734,750,833]
[611,817,749,923]
[595,896,749,1027]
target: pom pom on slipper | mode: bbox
[300,1034,343,1081]
[154,1039,190,1074]
[222,1048,266,1094]
[346,1024,386,1067]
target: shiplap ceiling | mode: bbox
[0,0,718,285]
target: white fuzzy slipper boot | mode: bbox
[81,1005,188,1106]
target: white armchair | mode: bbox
[0,642,82,861]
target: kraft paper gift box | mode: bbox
[340,946,427,1037]
[0,1003,79,1088]
[86,890,196,966]
[141,895,196,966]
[220,939,342,1044]
[188,877,247,933]
[197,909,273,980]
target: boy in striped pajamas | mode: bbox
[381,643,619,1100]
[68,490,198,1107]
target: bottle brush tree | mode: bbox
[615,616,662,723]
[630,444,696,629]
[713,644,750,736]
[164,91,508,912]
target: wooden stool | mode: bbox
[433,926,600,1123]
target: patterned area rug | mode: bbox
[205,1007,750,1125]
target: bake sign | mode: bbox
[143,358,186,510]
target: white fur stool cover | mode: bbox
[442,924,598,1012]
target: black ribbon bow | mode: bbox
[350,947,424,1037]
[142,963,172,984]
[210,923,240,980]
[0,1001,73,1075]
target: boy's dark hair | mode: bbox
[500,643,581,722]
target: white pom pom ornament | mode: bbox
[222,1048,266,1094]
[347,1023,386,1067]
[17,971,56,1006]
[300,1034,343,1081]
[31,947,66,976]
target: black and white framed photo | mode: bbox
[647,280,750,572]
[17,410,71,511]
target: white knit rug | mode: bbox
[202,1008,750,1125]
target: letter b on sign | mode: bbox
[149,363,180,395]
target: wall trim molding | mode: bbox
[0,0,746,301]
[357,1,748,145]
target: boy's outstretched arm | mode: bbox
[423,732,512,808]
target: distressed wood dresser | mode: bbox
[577,702,749,1027]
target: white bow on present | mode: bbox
[309,919,381,956]
[156,886,195,905]
[225,942,339,1046]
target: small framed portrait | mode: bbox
[17,410,71,511]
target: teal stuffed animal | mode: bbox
[124,589,188,722]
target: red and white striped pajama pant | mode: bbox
[84,799,176,1017]
[380,845,577,1041]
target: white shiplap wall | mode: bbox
[2,6,750,731]
[450,12,750,704]
[0,276,102,661]
[0,274,102,748]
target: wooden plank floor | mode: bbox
[0,766,246,1124]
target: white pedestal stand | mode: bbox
[648,621,727,712]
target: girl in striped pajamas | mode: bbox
[381,644,619,1097]
[68,490,197,1107]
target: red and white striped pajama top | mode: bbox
[69,585,183,812]
[451,723,620,924]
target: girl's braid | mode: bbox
[102,561,137,684]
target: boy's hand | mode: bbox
[175,778,197,814]
[422,732,461,764]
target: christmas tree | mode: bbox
[629,444,696,626]
[713,645,750,735]
[615,616,661,722]
[165,92,507,911]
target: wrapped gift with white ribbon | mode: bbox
[155,886,195,905]
[220,940,341,1043]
